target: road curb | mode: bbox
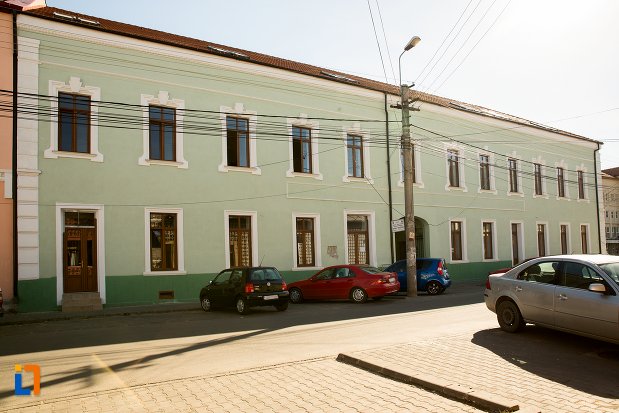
[336,353,523,412]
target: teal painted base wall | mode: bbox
[17,278,59,312]
[447,260,511,282]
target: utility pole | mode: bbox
[400,84,417,297]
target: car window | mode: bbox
[562,262,604,290]
[214,270,233,285]
[335,268,353,278]
[394,261,406,272]
[229,269,243,284]
[599,262,619,286]
[416,260,433,271]
[315,268,336,280]
[517,261,559,284]
[361,267,383,274]
[263,268,282,281]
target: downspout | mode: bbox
[384,92,394,263]
[594,143,602,253]
[12,9,18,299]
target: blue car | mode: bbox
[384,258,451,295]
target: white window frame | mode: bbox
[555,160,570,200]
[558,222,572,255]
[580,223,591,254]
[532,156,549,199]
[45,77,103,162]
[509,221,525,265]
[506,153,524,197]
[55,203,106,305]
[219,103,261,175]
[286,114,323,180]
[398,142,424,188]
[477,151,496,194]
[143,207,186,275]
[576,165,590,202]
[224,210,259,268]
[444,145,467,192]
[535,221,549,257]
[449,218,468,263]
[138,91,188,168]
[480,220,498,262]
[291,212,322,270]
[342,123,373,184]
[343,210,377,266]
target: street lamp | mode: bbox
[398,36,420,297]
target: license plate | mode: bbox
[389,277,395,283]
[263,295,278,300]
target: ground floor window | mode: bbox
[482,222,494,260]
[450,221,464,261]
[347,215,369,265]
[296,217,315,267]
[537,224,547,257]
[150,213,177,271]
[229,215,252,267]
[560,224,569,254]
[580,225,589,254]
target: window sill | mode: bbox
[445,185,468,192]
[507,192,524,198]
[139,157,188,169]
[398,180,425,189]
[577,198,590,203]
[143,270,187,276]
[481,258,499,263]
[449,259,469,264]
[343,176,374,184]
[478,188,497,195]
[44,149,103,162]
[218,164,262,175]
[291,266,323,271]
[555,196,571,201]
[287,171,324,180]
[533,194,549,199]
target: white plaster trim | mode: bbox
[342,123,373,184]
[535,221,549,257]
[343,210,377,267]
[224,210,259,268]
[286,114,323,180]
[579,223,591,254]
[554,160,570,200]
[476,150,496,194]
[138,92,188,169]
[444,144,467,192]
[506,153,524,196]
[509,221,525,265]
[559,222,572,254]
[291,212,322,270]
[55,203,106,305]
[448,218,468,263]
[219,104,261,175]
[480,220,498,262]
[45,77,103,162]
[397,143,424,188]
[143,207,186,275]
[575,164,589,202]
[531,156,549,199]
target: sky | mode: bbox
[46,0,619,170]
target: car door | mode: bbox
[330,267,355,299]
[209,270,233,306]
[554,261,619,341]
[303,268,336,299]
[510,260,558,326]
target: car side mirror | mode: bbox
[588,283,606,294]
[209,280,213,285]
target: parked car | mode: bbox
[288,265,399,304]
[199,267,289,315]
[488,257,535,275]
[484,254,619,344]
[383,258,451,295]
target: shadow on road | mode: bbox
[472,326,619,399]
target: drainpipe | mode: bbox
[594,143,602,253]
[12,9,18,299]
[384,92,394,263]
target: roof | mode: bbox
[602,167,619,177]
[16,6,600,144]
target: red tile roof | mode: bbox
[19,6,600,144]
[603,167,619,177]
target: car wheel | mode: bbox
[496,300,525,333]
[289,288,303,304]
[350,287,367,303]
[200,296,212,312]
[275,301,289,311]
[236,297,250,315]
[426,281,444,295]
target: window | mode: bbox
[562,262,603,290]
[450,221,463,261]
[400,144,419,184]
[560,224,569,254]
[557,167,566,198]
[517,261,559,284]
[149,213,177,271]
[482,222,494,260]
[508,158,518,193]
[511,223,523,265]
[448,150,460,187]
[537,224,547,257]
[227,117,250,167]
[534,163,543,195]
[580,225,588,254]
[58,92,90,153]
[479,155,490,190]
[347,215,369,264]
[296,217,315,267]
[578,171,585,199]
[149,106,176,161]
[292,126,312,173]
[229,215,252,267]
[347,135,364,178]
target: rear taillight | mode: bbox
[282,281,288,291]
[485,277,491,290]
[245,283,254,293]
[437,261,444,276]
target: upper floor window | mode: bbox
[400,144,419,184]
[149,106,176,161]
[508,158,519,193]
[347,135,364,178]
[557,167,566,198]
[479,155,490,190]
[534,163,543,195]
[58,92,90,153]
[577,171,585,199]
[292,126,312,174]
[227,117,250,167]
[448,150,460,187]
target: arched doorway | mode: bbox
[394,217,429,260]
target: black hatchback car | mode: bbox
[200,267,289,314]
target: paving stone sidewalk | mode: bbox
[3,358,483,413]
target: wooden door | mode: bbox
[64,225,97,293]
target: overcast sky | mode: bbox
[46,0,619,169]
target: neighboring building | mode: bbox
[12,6,604,312]
[603,167,619,255]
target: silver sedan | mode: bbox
[484,254,619,344]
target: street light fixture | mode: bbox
[398,36,420,298]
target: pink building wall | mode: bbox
[0,11,14,300]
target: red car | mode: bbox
[288,265,399,304]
